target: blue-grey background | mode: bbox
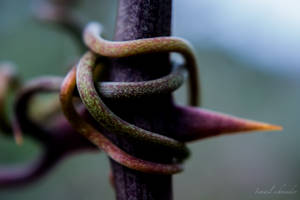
[0,0,299,199]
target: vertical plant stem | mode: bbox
[105,0,175,199]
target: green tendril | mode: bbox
[83,22,200,106]
[60,67,183,174]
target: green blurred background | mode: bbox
[0,0,299,199]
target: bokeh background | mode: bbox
[0,0,299,199]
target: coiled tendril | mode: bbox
[59,19,203,174]
[59,22,281,174]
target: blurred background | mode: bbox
[0,0,299,199]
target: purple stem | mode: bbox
[0,86,97,188]
[0,150,61,188]
[0,113,97,188]
[104,0,175,199]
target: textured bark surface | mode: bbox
[105,0,175,199]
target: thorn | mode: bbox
[235,118,282,132]
[14,132,23,146]
[109,170,115,189]
[12,118,23,146]
[174,105,282,142]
